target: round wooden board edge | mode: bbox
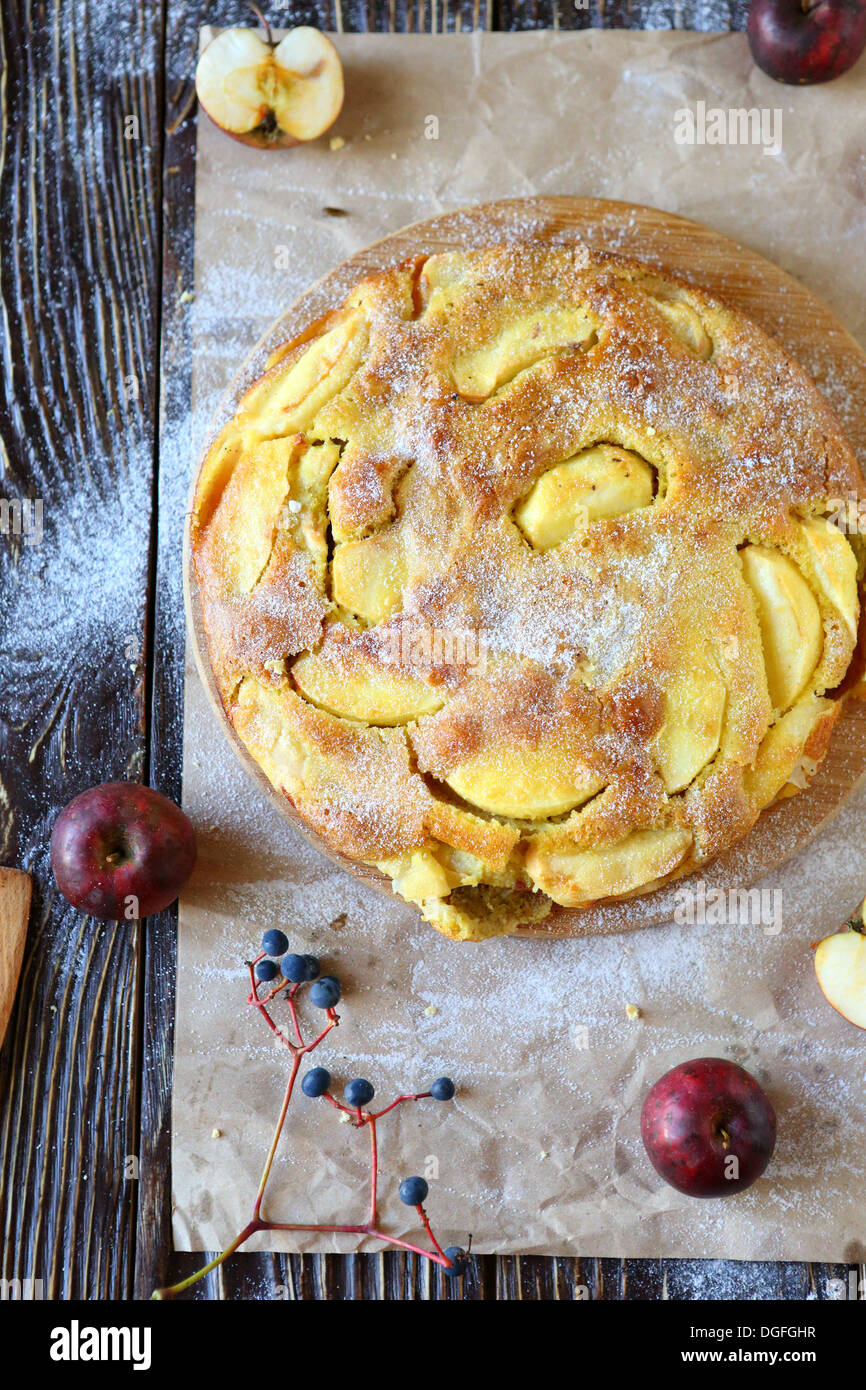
[183,195,866,941]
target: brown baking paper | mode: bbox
[173,31,866,1262]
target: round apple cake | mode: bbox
[190,244,865,941]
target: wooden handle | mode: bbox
[0,867,32,1049]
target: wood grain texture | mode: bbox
[0,0,857,1303]
[0,869,32,1049]
[0,0,163,1299]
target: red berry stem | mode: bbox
[249,2,272,46]
[252,1055,301,1222]
[321,1090,355,1117]
[371,1091,432,1119]
[152,948,460,1298]
[417,1204,448,1261]
[368,1117,379,1225]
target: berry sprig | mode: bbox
[153,929,468,1298]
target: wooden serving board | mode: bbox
[0,867,32,1047]
[185,196,866,938]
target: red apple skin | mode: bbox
[748,0,866,85]
[640,1058,776,1198]
[50,782,197,921]
[199,110,302,150]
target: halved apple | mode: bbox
[814,926,866,1030]
[196,26,344,148]
[514,444,655,551]
[740,544,823,710]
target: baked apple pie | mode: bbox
[190,245,864,941]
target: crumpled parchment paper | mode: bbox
[173,30,866,1261]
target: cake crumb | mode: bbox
[625,1003,642,1020]
[212,1127,222,1139]
[424,1004,438,1017]
[329,136,346,151]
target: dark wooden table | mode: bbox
[0,0,851,1301]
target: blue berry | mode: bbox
[301,1067,331,1099]
[281,952,320,984]
[309,975,341,1009]
[261,929,289,958]
[345,1078,375,1108]
[301,953,320,981]
[430,1077,455,1101]
[442,1246,467,1278]
[255,959,279,982]
[398,1176,429,1206]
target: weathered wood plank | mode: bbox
[132,0,193,1301]
[0,0,165,1298]
[506,0,749,29]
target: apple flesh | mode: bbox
[814,925,866,1030]
[740,544,822,711]
[748,0,866,85]
[641,1057,777,1197]
[50,782,197,921]
[195,26,344,148]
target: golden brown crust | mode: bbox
[191,244,865,941]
